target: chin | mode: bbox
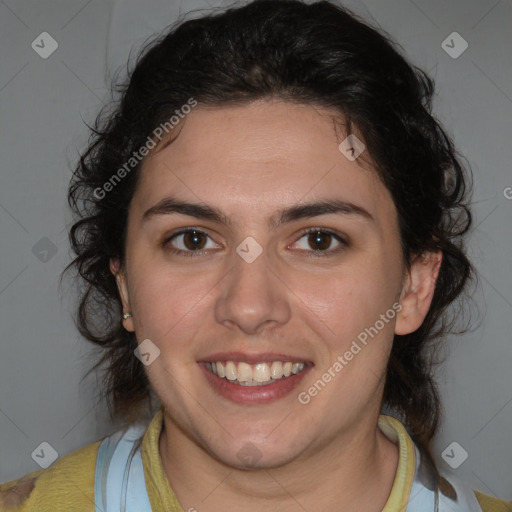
[207,437,308,471]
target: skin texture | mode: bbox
[112,100,441,511]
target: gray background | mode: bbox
[1,0,511,501]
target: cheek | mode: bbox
[290,258,401,343]
[299,268,400,401]
[126,258,217,343]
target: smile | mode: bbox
[204,361,308,386]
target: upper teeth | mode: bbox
[206,361,306,385]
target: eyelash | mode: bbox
[162,227,348,258]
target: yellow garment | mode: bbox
[0,440,98,511]
[379,415,417,511]
[1,408,510,511]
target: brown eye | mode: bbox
[182,230,207,250]
[167,229,218,254]
[290,229,346,255]
[307,231,333,251]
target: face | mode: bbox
[114,100,440,469]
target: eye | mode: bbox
[165,229,219,254]
[291,229,347,254]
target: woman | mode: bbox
[1,0,510,510]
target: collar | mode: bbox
[141,408,417,510]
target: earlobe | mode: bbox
[395,251,442,336]
[109,258,135,332]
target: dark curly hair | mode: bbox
[66,0,473,452]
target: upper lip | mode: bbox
[198,352,312,364]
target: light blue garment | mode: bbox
[407,445,483,512]
[94,424,152,512]
[94,425,484,512]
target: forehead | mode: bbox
[133,100,395,224]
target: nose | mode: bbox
[214,250,291,335]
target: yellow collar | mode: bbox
[141,408,416,511]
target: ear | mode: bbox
[395,250,442,336]
[110,258,135,332]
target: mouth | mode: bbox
[204,360,307,386]
[199,357,312,404]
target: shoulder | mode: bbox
[474,490,512,512]
[0,440,100,511]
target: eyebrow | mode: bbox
[141,196,374,227]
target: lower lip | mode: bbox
[199,364,311,404]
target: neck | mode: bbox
[158,412,399,512]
